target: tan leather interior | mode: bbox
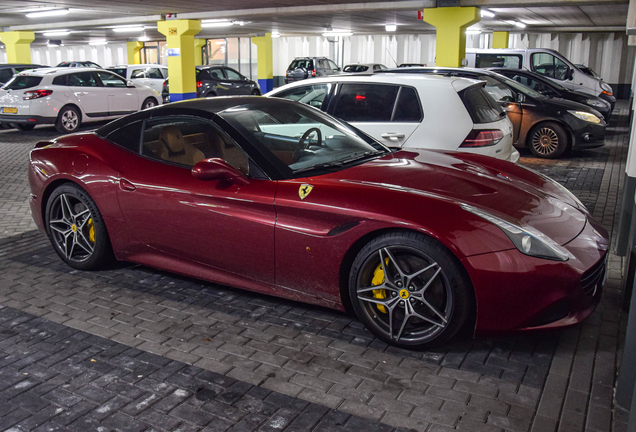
[158,126,206,166]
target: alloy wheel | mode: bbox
[531,127,559,156]
[61,110,79,131]
[48,193,95,263]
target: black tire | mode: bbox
[528,122,568,158]
[45,183,115,270]
[16,124,35,131]
[141,97,158,110]
[251,89,261,96]
[348,231,473,349]
[55,106,81,134]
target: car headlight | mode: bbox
[585,99,606,109]
[568,110,601,124]
[523,167,587,211]
[600,82,612,93]
[462,204,569,262]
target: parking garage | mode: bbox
[1,1,636,431]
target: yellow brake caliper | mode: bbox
[371,258,389,314]
[87,218,95,243]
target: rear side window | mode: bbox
[106,121,143,153]
[393,87,423,122]
[272,84,331,109]
[475,54,522,69]
[146,68,164,79]
[332,84,399,122]
[107,68,127,78]
[131,69,146,79]
[3,76,42,90]
[459,85,504,124]
[0,69,14,83]
[52,75,68,86]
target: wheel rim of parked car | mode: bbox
[48,193,95,263]
[356,246,453,343]
[531,127,559,156]
[143,100,156,109]
[61,110,79,131]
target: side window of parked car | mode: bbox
[475,54,522,69]
[146,68,164,79]
[328,60,339,71]
[482,77,515,103]
[131,69,146,79]
[0,69,13,83]
[531,53,569,80]
[331,84,399,122]
[141,117,251,175]
[273,84,331,109]
[393,87,423,122]
[52,75,68,86]
[67,72,98,87]
[208,69,224,80]
[224,68,242,81]
[96,71,127,88]
[105,121,144,153]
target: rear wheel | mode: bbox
[141,97,157,110]
[16,124,35,131]
[528,122,568,158]
[349,232,473,349]
[55,106,81,134]
[251,89,261,96]
[45,183,114,270]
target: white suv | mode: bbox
[0,67,162,133]
[266,73,519,163]
[107,64,168,95]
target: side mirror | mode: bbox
[517,93,526,103]
[126,80,135,88]
[192,158,249,185]
[566,68,574,80]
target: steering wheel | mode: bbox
[299,127,322,149]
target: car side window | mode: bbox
[67,72,98,87]
[107,68,127,78]
[483,77,515,102]
[96,71,127,88]
[224,68,242,80]
[273,84,331,109]
[531,53,569,80]
[141,117,252,175]
[208,68,224,80]
[475,54,522,69]
[332,83,399,122]
[146,68,164,79]
[106,121,143,153]
[52,75,68,86]
[393,86,423,122]
[328,60,339,71]
[0,69,14,83]
[131,69,146,79]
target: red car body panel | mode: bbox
[28,130,608,334]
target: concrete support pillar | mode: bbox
[194,39,207,66]
[157,19,202,101]
[421,7,480,67]
[126,41,143,65]
[492,31,509,49]
[0,31,35,64]
[252,33,273,93]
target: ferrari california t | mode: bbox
[28,97,609,349]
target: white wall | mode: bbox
[0,42,126,68]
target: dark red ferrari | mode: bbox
[28,97,608,349]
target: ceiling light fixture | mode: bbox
[26,9,70,18]
[113,26,145,33]
[480,10,495,18]
[43,30,70,37]
[466,29,482,35]
[202,22,234,28]
[385,24,397,32]
[271,31,280,38]
[513,21,527,28]
[322,31,353,37]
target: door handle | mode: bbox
[119,178,136,191]
[380,133,405,141]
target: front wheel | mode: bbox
[45,183,114,270]
[349,232,473,349]
[55,106,81,134]
[251,89,261,96]
[528,122,568,158]
[141,97,157,110]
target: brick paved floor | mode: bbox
[0,104,630,432]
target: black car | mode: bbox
[0,63,45,86]
[382,67,606,159]
[490,68,612,122]
[195,66,260,97]
[285,57,340,84]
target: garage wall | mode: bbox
[0,43,127,68]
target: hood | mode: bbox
[543,96,604,119]
[318,149,587,246]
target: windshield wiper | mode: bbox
[292,150,386,174]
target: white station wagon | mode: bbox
[0,67,162,133]
[266,73,519,163]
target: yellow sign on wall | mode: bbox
[169,28,177,35]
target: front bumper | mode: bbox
[0,114,55,125]
[464,215,609,334]
[570,119,606,149]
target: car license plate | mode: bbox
[2,107,17,114]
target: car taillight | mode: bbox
[196,81,202,88]
[311,69,316,77]
[23,89,53,100]
[460,129,504,148]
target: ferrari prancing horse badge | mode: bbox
[299,184,313,200]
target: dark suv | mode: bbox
[285,57,340,84]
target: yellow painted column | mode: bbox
[0,31,35,64]
[127,41,143,65]
[252,33,273,93]
[492,31,509,49]
[422,7,480,67]
[157,19,202,101]
[194,39,206,66]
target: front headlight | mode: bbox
[462,204,569,262]
[600,82,612,93]
[568,110,601,124]
[585,99,606,109]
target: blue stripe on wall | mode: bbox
[258,79,274,94]
[169,92,197,102]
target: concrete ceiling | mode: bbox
[0,0,630,46]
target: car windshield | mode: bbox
[217,101,389,177]
[289,60,314,70]
[343,65,369,72]
[2,76,42,90]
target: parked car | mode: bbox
[266,73,519,163]
[162,66,260,102]
[398,63,425,68]
[285,57,340,84]
[466,48,616,108]
[106,64,168,94]
[384,68,607,159]
[0,67,161,133]
[490,68,612,121]
[0,63,46,86]
[28,96,608,349]
[56,61,102,68]
[343,64,387,73]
